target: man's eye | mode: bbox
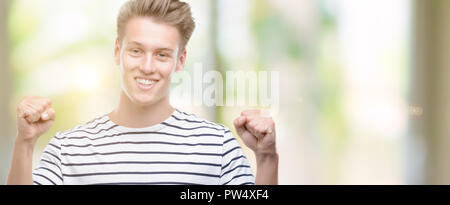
[158,53,167,58]
[129,49,142,55]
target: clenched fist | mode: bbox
[233,110,277,156]
[16,96,55,145]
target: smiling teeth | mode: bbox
[137,78,155,85]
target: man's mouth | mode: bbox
[136,78,156,85]
[135,77,158,90]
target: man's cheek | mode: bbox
[121,53,141,69]
[167,61,179,75]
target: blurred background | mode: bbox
[0,0,449,185]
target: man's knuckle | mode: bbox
[36,105,44,112]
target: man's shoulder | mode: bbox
[54,114,111,139]
[172,109,231,133]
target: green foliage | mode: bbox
[7,0,41,48]
[250,0,303,64]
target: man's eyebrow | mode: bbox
[127,41,174,52]
[127,41,144,46]
[155,48,174,52]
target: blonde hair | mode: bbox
[117,0,196,51]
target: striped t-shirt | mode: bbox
[32,109,255,185]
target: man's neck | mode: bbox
[109,91,174,128]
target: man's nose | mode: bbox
[140,54,156,74]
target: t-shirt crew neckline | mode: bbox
[107,109,179,132]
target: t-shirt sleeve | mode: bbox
[32,133,63,185]
[219,129,255,185]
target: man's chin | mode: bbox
[131,95,157,107]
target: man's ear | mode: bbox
[175,49,187,73]
[114,38,121,66]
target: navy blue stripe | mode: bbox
[171,114,222,128]
[63,171,220,178]
[48,143,60,150]
[61,151,222,157]
[43,151,60,161]
[41,159,58,167]
[174,109,226,130]
[223,174,254,185]
[161,122,226,131]
[223,146,241,157]
[61,141,222,148]
[62,161,221,167]
[171,114,207,124]
[33,181,42,185]
[222,155,246,170]
[41,159,62,176]
[57,131,223,141]
[84,119,110,130]
[65,124,118,135]
[224,138,235,145]
[85,115,105,125]
[33,173,57,185]
[35,167,63,182]
[221,165,252,177]
[175,109,198,118]
[240,182,255,185]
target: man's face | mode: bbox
[114,17,186,107]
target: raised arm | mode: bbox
[233,110,278,185]
[6,96,55,185]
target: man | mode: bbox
[7,0,278,185]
